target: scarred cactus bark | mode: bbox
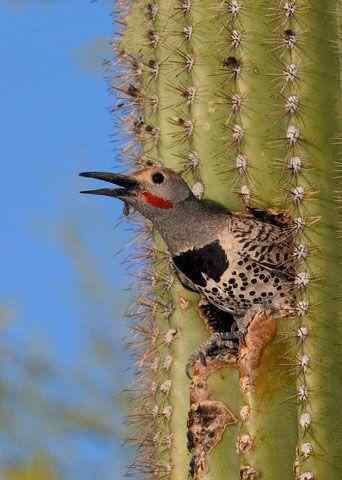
[105,1,342,479]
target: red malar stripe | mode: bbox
[142,192,173,209]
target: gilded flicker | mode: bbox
[80,166,296,372]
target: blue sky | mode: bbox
[1,1,133,478]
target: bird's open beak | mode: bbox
[79,171,139,199]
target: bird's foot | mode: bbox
[186,331,239,379]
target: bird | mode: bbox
[80,166,297,374]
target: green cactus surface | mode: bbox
[112,1,342,479]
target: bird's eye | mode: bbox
[151,172,165,184]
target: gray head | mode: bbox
[80,166,194,222]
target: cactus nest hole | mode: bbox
[198,298,236,333]
[187,399,237,479]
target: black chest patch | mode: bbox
[173,240,229,288]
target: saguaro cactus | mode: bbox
[107,1,342,479]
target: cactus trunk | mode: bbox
[113,0,342,479]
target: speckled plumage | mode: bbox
[172,207,296,332]
[80,166,297,339]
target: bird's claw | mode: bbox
[185,332,239,379]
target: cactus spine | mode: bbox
[112,1,342,479]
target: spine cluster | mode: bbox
[270,2,316,479]
[111,1,177,477]
[269,1,342,478]
[225,2,253,204]
[213,3,260,477]
[289,14,316,480]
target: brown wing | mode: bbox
[233,209,296,278]
[246,206,293,228]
